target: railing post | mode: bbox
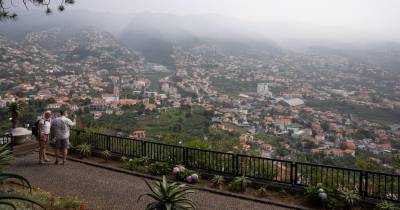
[290,162,294,186]
[183,147,188,166]
[359,171,364,198]
[363,171,368,199]
[76,130,81,146]
[233,154,239,176]
[141,141,146,157]
[293,162,298,185]
[107,135,111,151]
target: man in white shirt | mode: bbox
[51,110,76,165]
[38,111,52,164]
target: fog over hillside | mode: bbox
[2,7,400,71]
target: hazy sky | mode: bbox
[72,0,400,32]
[5,0,400,43]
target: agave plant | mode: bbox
[211,175,225,190]
[7,102,24,129]
[337,186,360,209]
[232,176,251,192]
[375,200,399,210]
[76,143,91,158]
[138,176,196,210]
[258,187,268,197]
[101,150,111,162]
[121,156,128,162]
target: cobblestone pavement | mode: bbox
[7,153,293,210]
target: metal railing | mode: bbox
[0,135,13,145]
[70,129,400,202]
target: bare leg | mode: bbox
[39,141,44,164]
[62,148,68,164]
[55,148,59,164]
[43,142,49,161]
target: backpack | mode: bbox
[32,119,41,137]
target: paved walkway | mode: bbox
[7,153,293,210]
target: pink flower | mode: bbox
[186,176,193,183]
[172,167,180,175]
[191,174,199,183]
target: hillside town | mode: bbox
[1,28,400,173]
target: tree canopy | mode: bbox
[0,0,75,21]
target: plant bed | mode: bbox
[64,152,310,209]
[1,182,89,210]
[65,151,389,210]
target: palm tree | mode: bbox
[138,176,196,210]
[7,102,24,129]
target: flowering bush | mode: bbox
[190,173,199,183]
[172,166,184,175]
[172,165,199,183]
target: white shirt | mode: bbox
[39,118,51,135]
[51,116,74,139]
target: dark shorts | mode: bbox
[55,138,69,150]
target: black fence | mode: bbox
[70,129,400,202]
[0,135,13,145]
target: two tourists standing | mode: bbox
[36,110,75,165]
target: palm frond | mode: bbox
[145,202,161,210]
[0,143,14,171]
[0,173,32,190]
[0,201,17,210]
[0,194,46,209]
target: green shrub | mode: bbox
[127,158,141,170]
[304,185,321,203]
[228,181,238,191]
[138,156,150,166]
[149,162,171,176]
[304,183,338,209]
[337,186,360,209]
[76,143,91,158]
[375,200,399,210]
[101,150,111,162]
[10,187,85,209]
[229,176,251,192]
[258,187,268,197]
[211,175,225,190]
[120,158,149,173]
[120,156,129,168]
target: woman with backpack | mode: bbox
[38,111,52,164]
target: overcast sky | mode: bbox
[72,0,400,32]
[5,0,400,43]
